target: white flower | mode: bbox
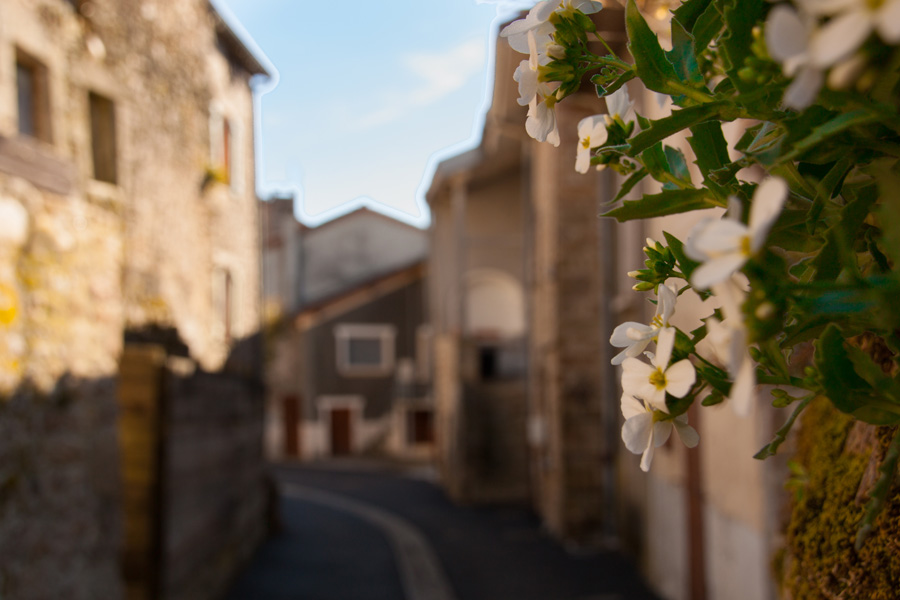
[685,177,788,290]
[603,85,635,123]
[701,278,756,416]
[621,327,696,412]
[514,31,550,107]
[800,0,900,68]
[575,87,634,173]
[610,283,677,365]
[621,393,699,472]
[500,0,604,54]
[575,115,607,173]
[765,5,824,109]
[526,92,560,146]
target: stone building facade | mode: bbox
[0,0,268,597]
[428,5,787,600]
[262,207,431,462]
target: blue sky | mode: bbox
[214,1,533,227]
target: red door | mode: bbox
[282,395,300,457]
[330,408,352,455]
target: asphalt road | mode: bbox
[226,460,660,600]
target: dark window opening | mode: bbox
[479,346,498,381]
[16,50,51,142]
[348,338,382,366]
[89,92,117,183]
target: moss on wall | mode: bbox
[780,397,900,599]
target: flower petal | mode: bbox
[783,65,823,110]
[621,357,656,395]
[765,5,810,63]
[640,436,655,472]
[621,393,646,420]
[657,283,677,323]
[653,421,673,447]
[690,253,747,290]
[605,86,633,120]
[809,10,873,68]
[730,353,756,417]
[611,347,630,366]
[654,327,676,369]
[749,177,788,248]
[877,0,900,42]
[674,419,700,448]
[665,359,697,398]
[571,0,603,15]
[797,0,861,16]
[576,147,591,174]
[688,219,747,258]
[622,412,653,454]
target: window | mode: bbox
[89,92,117,183]
[16,49,51,142]
[335,324,396,377]
[222,117,232,184]
[209,107,241,191]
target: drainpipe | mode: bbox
[687,404,707,600]
[596,168,619,542]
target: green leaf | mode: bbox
[780,109,880,163]
[603,188,714,222]
[691,2,724,59]
[688,120,730,179]
[807,157,854,234]
[594,69,636,97]
[627,102,727,155]
[611,168,649,203]
[667,18,703,86]
[815,324,900,425]
[664,230,702,280]
[811,184,877,281]
[664,146,690,183]
[641,143,671,184]
[754,396,813,459]
[672,0,713,30]
[719,0,764,93]
[626,0,681,92]
[874,166,900,267]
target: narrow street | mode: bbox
[226,461,659,600]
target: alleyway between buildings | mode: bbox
[226,461,659,600]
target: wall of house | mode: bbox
[0,0,265,597]
[0,2,126,596]
[301,211,428,306]
[298,279,424,458]
[527,93,613,542]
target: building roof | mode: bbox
[293,261,426,332]
[209,2,270,77]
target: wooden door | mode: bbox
[330,408,352,455]
[282,395,300,457]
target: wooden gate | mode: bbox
[118,344,167,600]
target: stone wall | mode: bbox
[0,0,266,597]
[0,378,123,600]
[528,95,610,542]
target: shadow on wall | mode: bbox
[0,328,271,600]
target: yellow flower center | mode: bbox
[581,136,591,149]
[740,234,752,256]
[866,0,885,10]
[649,368,667,390]
[650,314,664,328]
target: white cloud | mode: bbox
[357,39,486,129]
